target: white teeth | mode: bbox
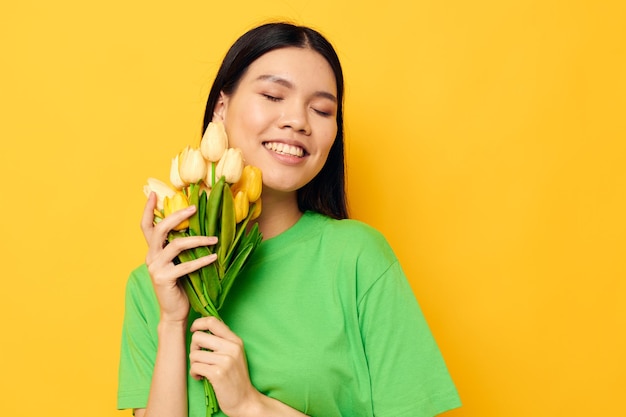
[264,142,304,157]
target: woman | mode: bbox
[118,22,461,417]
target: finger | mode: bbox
[148,244,217,276]
[190,330,220,352]
[151,205,197,242]
[171,253,218,278]
[189,345,243,381]
[162,234,218,253]
[161,205,197,230]
[146,205,198,255]
[140,193,158,244]
[190,317,241,345]
[189,350,234,373]
[147,234,218,276]
[160,235,218,260]
[190,334,242,369]
[190,362,213,381]
[190,316,223,333]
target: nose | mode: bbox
[279,104,311,135]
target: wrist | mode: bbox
[157,317,188,333]
[225,390,265,417]
[229,391,307,417]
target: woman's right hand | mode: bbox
[141,192,218,323]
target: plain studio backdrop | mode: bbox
[0,1,624,416]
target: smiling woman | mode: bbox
[118,22,461,417]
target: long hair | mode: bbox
[202,22,348,219]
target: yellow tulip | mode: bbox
[169,155,186,189]
[232,165,263,203]
[178,146,207,184]
[143,177,176,211]
[163,191,190,231]
[233,190,249,223]
[215,148,244,184]
[200,121,228,162]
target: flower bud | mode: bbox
[233,165,262,203]
[234,190,249,223]
[215,148,244,184]
[200,121,228,162]
[169,156,186,189]
[178,146,207,184]
[143,177,176,211]
[163,191,190,231]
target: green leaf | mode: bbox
[180,276,206,316]
[199,189,207,238]
[224,201,257,266]
[206,177,225,238]
[196,248,221,306]
[217,183,236,270]
[177,249,210,307]
[217,242,255,310]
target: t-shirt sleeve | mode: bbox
[357,260,461,417]
[117,265,158,410]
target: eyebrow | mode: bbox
[256,74,337,103]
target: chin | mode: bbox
[263,178,307,194]
[261,170,314,193]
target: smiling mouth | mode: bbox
[263,141,306,157]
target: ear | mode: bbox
[212,92,228,122]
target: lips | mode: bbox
[263,141,306,157]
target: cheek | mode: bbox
[238,100,266,124]
[319,125,338,154]
[225,102,268,147]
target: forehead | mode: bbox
[243,47,337,94]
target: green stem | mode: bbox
[203,377,218,417]
[224,202,256,266]
[188,183,201,236]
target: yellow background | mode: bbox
[1,0,624,416]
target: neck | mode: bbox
[254,189,302,240]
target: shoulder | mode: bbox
[123,264,158,319]
[125,264,153,295]
[305,212,401,293]
[308,212,397,261]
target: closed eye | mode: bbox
[262,93,282,102]
[313,108,332,117]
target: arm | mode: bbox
[134,193,218,417]
[134,320,187,417]
[135,195,307,416]
[189,317,310,417]
[358,261,461,416]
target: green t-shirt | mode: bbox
[118,211,461,416]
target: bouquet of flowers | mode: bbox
[143,121,263,417]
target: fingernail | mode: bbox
[186,205,196,212]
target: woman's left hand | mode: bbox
[189,317,261,417]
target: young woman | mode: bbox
[118,22,461,417]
